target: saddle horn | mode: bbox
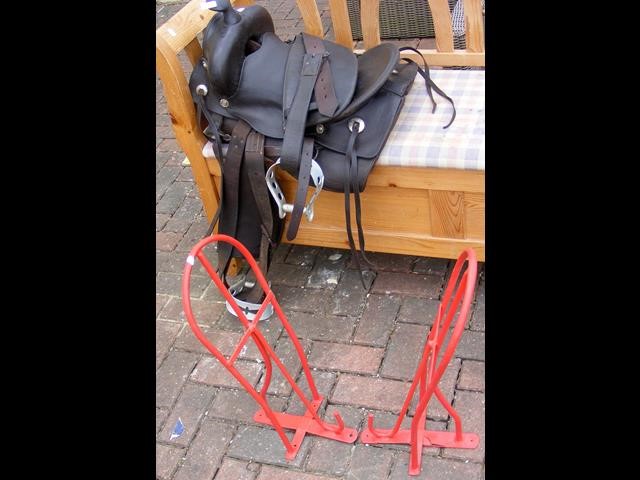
[206,0,241,25]
[202,4,275,97]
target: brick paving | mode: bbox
[156,1,484,478]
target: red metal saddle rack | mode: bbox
[182,234,358,460]
[359,248,480,476]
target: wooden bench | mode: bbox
[156,0,485,260]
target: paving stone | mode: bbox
[160,296,226,325]
[353,294,401,346]
[285,311,355,342]
[157,249,207,275]
[156,113,171,127]
[286,370,336,416]
[308,341,383,374]
[257,465,334,480]
[157,408,169,434]
[156,125,176,139]
[156,150,183,171]
[256,337,310,396]
[271,243,291,264]
[331,375,410,412]
[272,286,333,313]
[158,138,181,152]
[381,323,428,380]
[470,298,484,332]
[156,321,182,369]
[456,330,485,361]
[190,356,263,388]
[346,444,395,480]
[157,181,190,215]
[372,272,444,298]
[227,425,311,468]
[156,444,184,480]
[458,360,484,392]
[174,324,273,361]
[159,383,216,447]
[412,257,450,276]
[163,217,194,235]
[351,252,414,272]
[157,272,210,297]
[157,294,171,317]
[156,166,181,202]
[268,262,313,287]
[397,297,442,326]
[177,167,194,182]
[176,220,211,252]
[330,268,370,316]
[156,350,200,407]
[389,454,484,480]
[442,390,485,463]
[305,437,354,476]
[209,388,287,423]
[156,213,170,231]
[285,245,319,266]
[173,420,235,480]
[323,404,367,431]
[156,231,183,251]
[214,458,259,480]
[306,248,348,289]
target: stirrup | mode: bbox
[225,264,274,321]
[265,158,324,222]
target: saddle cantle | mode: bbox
[189,0,455,310]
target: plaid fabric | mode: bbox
[377,69,485,170]
[202,69,485,171]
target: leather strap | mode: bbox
[286,137,314,240]
[302,34,338,117]
[280,41,325,241]
[217,120,252,275]
[399,47,456,128]
[245,130,272,302]
[195,96,225,237]
[280,50,323,174]
[343,122,376,289]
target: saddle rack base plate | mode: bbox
[254,397,358,460]
[360,428,479,475]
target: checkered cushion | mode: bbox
[202,69,485,171]
[377,69,485,170]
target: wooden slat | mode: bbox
[287,222,484,260]
[366,166,485,193]
[156,35,220,221]
[157,0,254,53]
[356,49,485,67]
[206,162,484,193]
[328,0,354,48]
[280,183,431,235]
[464,192,484,239]
[429,191,466,238]
[426,0,454,52]
[296,0,324,37]
[184,37,203,66]
[360,0,381,49]
[464,0,484,52]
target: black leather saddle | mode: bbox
[189,0,455,310]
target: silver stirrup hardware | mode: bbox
[265,158,324,222]
[225,266,274,321]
